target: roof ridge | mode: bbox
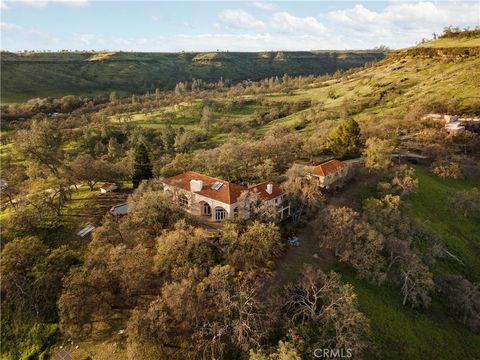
[320,159,340,164]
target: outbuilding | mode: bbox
[100,182,118,193]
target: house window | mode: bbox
[215,207,227,222]
[203,202,212,216]
[178,194,189,208]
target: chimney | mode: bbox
[266,183,273,195]
[190,179,203,192]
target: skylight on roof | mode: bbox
[211,181,223,190]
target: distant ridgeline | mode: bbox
[0,50,384,102]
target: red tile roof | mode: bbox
[312,159,346,177]
[163,171,247,205]
[163,172,284,204]
[248,181,284,200]
[101,182,116,190]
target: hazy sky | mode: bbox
[1,0,479,51]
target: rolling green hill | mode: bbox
[0,50,384,103]
[253,38,480,132]
[116,37,480,141]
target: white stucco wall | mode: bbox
[163,184,238,221]
[163,183,290,221]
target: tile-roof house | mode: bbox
[100,182,118,193]
[162,171,290,222]
[311,159,348,189]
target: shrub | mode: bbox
[431,159,463,179]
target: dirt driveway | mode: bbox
[263,170,381,296]
[263,215,336,296]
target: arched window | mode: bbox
[178,194,189,208]
[202,202,212,216]
[214,207,227,222]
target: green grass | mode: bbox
[408,168,480,281]
[0,137,23,166]
[110,97,271,147]
[0,204,14,221]
[333,166,480,360]
[338,264,480,360]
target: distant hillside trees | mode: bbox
[374,44,390,52]
[440,26,480,39]
[109,91,119,102]
[174,82,187,95]
[200,105,212,135]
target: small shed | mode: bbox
[110,203,129,216]
[77,223,95,237]
[100,182,118,193]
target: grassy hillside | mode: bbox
[112,36,480,145]
[409,169,480,281]
[340,264,480,360]
[336,167,480,360]
[256,41,480,130]
[0,50,384,103]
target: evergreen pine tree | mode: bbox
[328,118,362,158]
[132,143,153,188]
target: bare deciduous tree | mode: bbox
[448,188,480,218]
[437,273,480,332]
[282,174,324,221]
[399,253,434,308]
[285,266,371,358]
[363,137,394,171]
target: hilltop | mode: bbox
[0,50,384,103]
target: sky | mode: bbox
[1,0,479,52]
